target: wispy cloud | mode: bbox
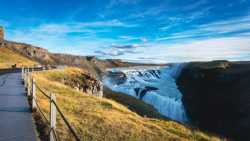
[119,36,148,42]
[95,49,124,56]
[159,7,212,31]
[181,0,208,11]
[110,43,139,49]
[107,0,141,8]
[3,0,250,63]
[158,14,250,41]
[129,6,166,19]
[94,44,140,57]
[114,36,250,63]
[6,18,141,56]
[77,19,137,27]
[32,19,136,34]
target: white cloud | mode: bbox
[7,26,117,55]
[95,46,139,57]
[140,37,148,42]
[159,7,212,32]
[5,19,138,54]
[95,49,124,56]
[7,25,250,63]
[119,36,148,42]
[158,14,250,41]
[129,6,166,18]
[77,19,137,27]
[109,37,250,63]
[119,36,138,40]
[32,19,136,35]
[110,43,139,49]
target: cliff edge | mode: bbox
[178,60,250,140]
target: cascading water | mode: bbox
[103,64,188,123]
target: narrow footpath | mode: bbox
[0,72,37,141]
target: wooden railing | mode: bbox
[22,68,81,141]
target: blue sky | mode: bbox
[0,0,250,63]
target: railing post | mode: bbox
[21,67,24,80]
[26,71,29,89]
[25,69,29,88]
[50,93,57,141]
[24,69,27,88]
[27,72,31,96]
[32,78,37,110]
[23,68,26,83]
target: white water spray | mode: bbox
[103,64,188,123]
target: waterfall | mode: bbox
[103,64,188,123]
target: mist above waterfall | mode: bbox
[103,64,188,123]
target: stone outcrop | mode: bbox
[106,71,127,85]
[56,70,103,97]
[177,60,250,140]
[134,86,159,99]
[5,41,52,64]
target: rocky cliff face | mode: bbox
[5,41,52,64]
[177,60,250,140]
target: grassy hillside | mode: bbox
[0,47,38,68]
[32,68,223,141]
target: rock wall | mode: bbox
[5,41,52,64]
[58,71,103,97]
[177,60,250,140]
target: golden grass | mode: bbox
[0,47,38,68]
[32,68,224,141]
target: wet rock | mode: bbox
[107,71,127,85]
[139,86,159,100]
[134,88,140,97]
[134,86,159,100]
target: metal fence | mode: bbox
[22,68,81,141]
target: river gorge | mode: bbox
[103,64,188,123]
[103,61,250,141]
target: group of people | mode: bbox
[91,80,103,97]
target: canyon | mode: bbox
[104,60,250,141]
[178,60,250,141]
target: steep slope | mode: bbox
[5,41,54,64]
[0,46,38,68]
[32,68,222,141]
[178,60,250,141]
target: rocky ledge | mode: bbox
[177,60,250,140]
